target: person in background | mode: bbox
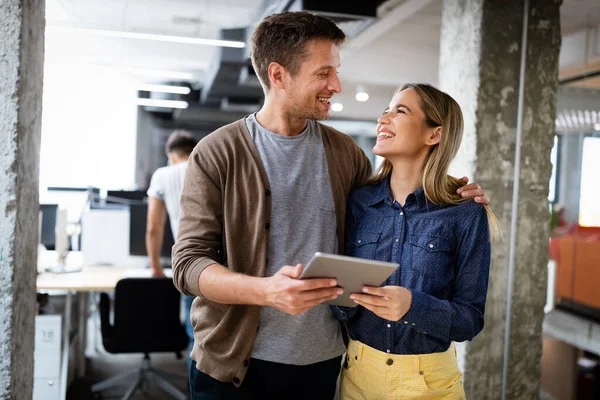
[145,129,198,353]
[335,83,501,399]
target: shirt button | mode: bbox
[233,377,240,384]
[400,212,404,216]
[429,243,434,249]
[386,359,394,366]
[411,323,416,326]
[404,321,408,324]
[395,238,400,243]
[387,324,391,328]
[386,349,390,353]
[357,239,362,244]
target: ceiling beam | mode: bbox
[342,0,436,53]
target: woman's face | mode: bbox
[372,88,439,160]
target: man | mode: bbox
[146,129,197,347]
[172,11,488,400]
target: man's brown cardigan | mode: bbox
[172,119,372,386]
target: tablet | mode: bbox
[299,252,399,307]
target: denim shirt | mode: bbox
[332,177,491,355]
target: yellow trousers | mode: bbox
[340,340,466,400]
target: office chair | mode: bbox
[92,278,189,400]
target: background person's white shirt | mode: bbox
[146,162,188,239]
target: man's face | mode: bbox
[285,39,342,121]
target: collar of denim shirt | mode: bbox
[366,175,428,209]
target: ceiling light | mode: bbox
[135,98,189,109]
[331,103,344,112]
[138,84,191,95]
[47,26,245,48]
[74,64,197,80]
[355,85,369,102]
[356,92,369,102]
[122,67,194,80]
[595,123,600,131]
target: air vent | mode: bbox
[287,0,378,37]
[556,109,600,133]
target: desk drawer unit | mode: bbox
[33,315,62,400]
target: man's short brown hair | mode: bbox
[165,130,197,157]
[250,11,345,92]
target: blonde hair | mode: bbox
[370,83,502,241]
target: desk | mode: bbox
[37,265,170,399]
[37,266,128,291]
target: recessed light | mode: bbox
[356,85,369,102]
[355,92,369,102]
[331,103,344,112]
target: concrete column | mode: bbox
[439,1,561,399]
[0,0,45,397]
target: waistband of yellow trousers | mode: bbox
[346,340,457,374]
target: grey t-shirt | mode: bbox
[245,114,345,365]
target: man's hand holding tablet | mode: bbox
[262,263,344,315]
[299,252,399,307]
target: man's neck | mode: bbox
[170,154,190,165]
[255,98,308,137]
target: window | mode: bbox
[548,135,559,203]
[578,136,600,226]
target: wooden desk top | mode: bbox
[36,251,173,292]
[36,267,171,292]
[36,267,127,292]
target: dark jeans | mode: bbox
[183,295,195,369]
[183,295,194,344]
[189,356,342,400]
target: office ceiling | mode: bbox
[561,0,600,35]
[45,0,432,87]
[45,0,600,120]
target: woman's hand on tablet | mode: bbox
[349,285,412,321]
[263,263,343,316]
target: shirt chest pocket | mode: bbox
[349,231,381,260]
[407,235,455,289]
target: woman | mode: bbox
[334,83,500,399]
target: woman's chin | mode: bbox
[372,145,389,158]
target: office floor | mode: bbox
[67,307,190,400]
[88,352,188,399]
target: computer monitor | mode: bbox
[46,186,100,220]
[40,204,59,250]
[129,204,175,259]
[107,190,147,205]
